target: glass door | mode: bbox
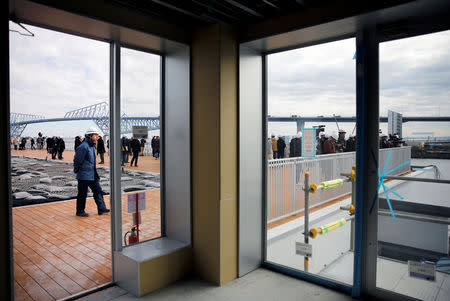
[375,30,450,300]
[265,37,357,288]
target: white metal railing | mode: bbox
[267,146,411,222]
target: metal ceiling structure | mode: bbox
[110,0,326,26]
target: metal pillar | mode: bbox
[353,28,379,298]
[110,41,122,266]
[304,172,310,272]
[350,165,356,252]
[1,0,13,298]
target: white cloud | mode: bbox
[268,32,450,137]
[9,23,450,138]
[9,23,160,137]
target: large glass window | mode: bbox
[376,30,450,300]
[9,23,112,300]
[120,46,162,247]
[266,38,356,286]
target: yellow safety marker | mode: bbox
[319,179,344,190]
[309,228,318,239]
[349,204,355,215]
[349,170,356,180]
[318,218,347,235]
[309,183,317,193]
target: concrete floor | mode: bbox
[79,268,355,301]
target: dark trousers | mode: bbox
[99,152,105,163]
[121,151,126,165]
[51,148,57,159]
[58,150,63,159]
[130,151,139,166]
[76,179,107,214]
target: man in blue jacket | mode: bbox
[73,127,110,217]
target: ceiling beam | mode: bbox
[223,0,264,18]
[13,0,192,43]
[239,0,413,42]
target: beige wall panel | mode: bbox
[220,198,238,285]
[219,25,238,285]
[139,247,192,295]
[192,24,221,284]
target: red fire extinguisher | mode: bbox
[124,226,139,245]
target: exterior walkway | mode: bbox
[13,189,161,301]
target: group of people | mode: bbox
[11,132,46,151]
[121,136,156,167]
[46,136,66,160]
[315,130,355,155]
[380,133,404,149]
[269,129,404,159]
[150,136,160,159]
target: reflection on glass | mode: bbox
[266,38,356,285]
[120,47,161,247]
[377,30,450,300]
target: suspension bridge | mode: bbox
[10,101,450,137]
[10,102,160,137]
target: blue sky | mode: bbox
[9,22,449,139]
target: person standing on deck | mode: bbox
[97,135,106,164]
[73,127,110,217]
[140,138,146,156]
[345,134,356,152]
[336,129,346,152]
[74,136,83,150]
[57,137,65,159]
[323,132,337,154]
[277,136,286,159]
[154,136,160,159]
[130,137,141,167]
[271,134,278,159]
[289,132,302,157]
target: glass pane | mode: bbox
[377,30,450,300]
[266,38,356,285]
[120,47,161,247]
[9,23,112,299]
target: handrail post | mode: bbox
[350,165,356,252]
[304,172,310,272]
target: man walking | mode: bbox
[73,127,110,217]
[130,136,141,167]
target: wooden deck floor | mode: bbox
[13,189,161,301]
